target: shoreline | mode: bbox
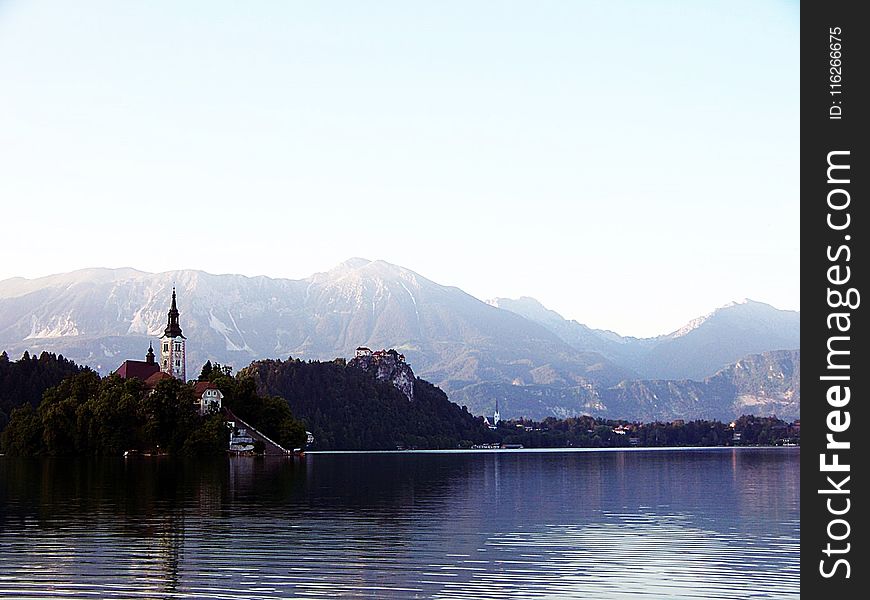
[306,445,801,455]
[0,446,800,460]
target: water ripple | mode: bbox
[0,448,799,599]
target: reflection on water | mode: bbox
[0,448,799,599]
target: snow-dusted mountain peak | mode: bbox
[666,298,797,340]
[668,311,715,339]
[310,258,429,294]
[326,257,374,274]
[722,298,752,308]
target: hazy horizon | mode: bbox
[0,258,798,339]
[0,1,799,337]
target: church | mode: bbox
[114,288,223,417]
[115,288,188,385]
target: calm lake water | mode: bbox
[0,448,799,599]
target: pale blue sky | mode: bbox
[0,0,799,337]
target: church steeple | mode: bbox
[160,287,187,381]
[145,342,155,365]
[163,287,185,339]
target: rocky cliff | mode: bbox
[348,348,415,401]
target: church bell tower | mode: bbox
[160,287,186,380]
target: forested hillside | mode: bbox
[0,351,83,429]
[243,358,492,450]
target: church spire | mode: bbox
[159,287,187,381]
[146,341,155,365]
[163,287,185,339]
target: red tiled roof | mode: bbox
[115,360,160,380]
[144,371,174,388]
[193,381,220,396]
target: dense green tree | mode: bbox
[140,377,198,453]
[76,375,145,455]
[484,415,791,449]
[0,404,44,455]
[278,416,307,450]
[1,370,235,456]
[183,413,229,455]
[198,360,214,381]
[38,370,102,454]
[0,350,84,421]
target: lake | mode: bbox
[0,448,799,599]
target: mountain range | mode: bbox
[488,295,800,380]
[0,259,799,421]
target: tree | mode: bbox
[1,368,233,456]
[76,375,144,455]
[38,371,102,454]
[183,413,229,455]
[0,404,43,455]
[278,416,307,449]
[0,350,83,418]
[198,361,214,381]
[140,377,197,453]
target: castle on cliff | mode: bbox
[349,347,415,401]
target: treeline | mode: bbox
[1,372,228,456]
[495,414,800,448]
[238,357,802,451]
[0,351,83,429]
[244,358,490,450]
[0,352,799,455]
[0,352,310,456]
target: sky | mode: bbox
[0,0,799,337]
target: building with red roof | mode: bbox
[193,381,223,415]
[144,371,174,388]
[115,289,188,383]
[115,342,160,380]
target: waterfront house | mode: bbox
[193,381,224,415]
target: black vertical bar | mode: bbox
[802,1,866,594]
